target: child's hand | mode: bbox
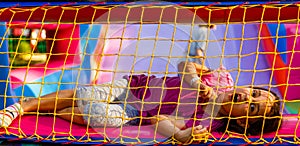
[192,80,215,100]
[191,125,209,144]
[199,84,214,100]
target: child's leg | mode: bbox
[0,89,76,127]
[57,107,85,125]
[22,89,75,112]
[79,102,138,127]
[0,78,130,127]
[61,79,134,127]
[76,79,129,107]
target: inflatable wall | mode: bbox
[1,23,299,115]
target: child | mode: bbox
[0,61,281,144]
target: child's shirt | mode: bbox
[123,62,234,131]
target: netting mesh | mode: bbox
[0,2,299,145]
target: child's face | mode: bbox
[218,88,276,119]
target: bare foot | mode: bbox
[174,125,208,144]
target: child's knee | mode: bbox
[84,103,125,127]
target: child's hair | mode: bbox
[216,87,282,135]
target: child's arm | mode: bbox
[158,115,187,129]
[178,61,214,99]
[150,115,208,143]
[177,61,209,83]
[196,49,205,64]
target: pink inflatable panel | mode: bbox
[285,24,300,101]
[0,115,298,144]
[9,22,81,89]
[10,59,80,89]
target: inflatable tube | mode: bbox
[260,24,287,98]
[0,22,16,109]
[267,24,287,63]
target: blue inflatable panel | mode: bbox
[0,22,17,109]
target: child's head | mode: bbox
[216,86,281,135]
